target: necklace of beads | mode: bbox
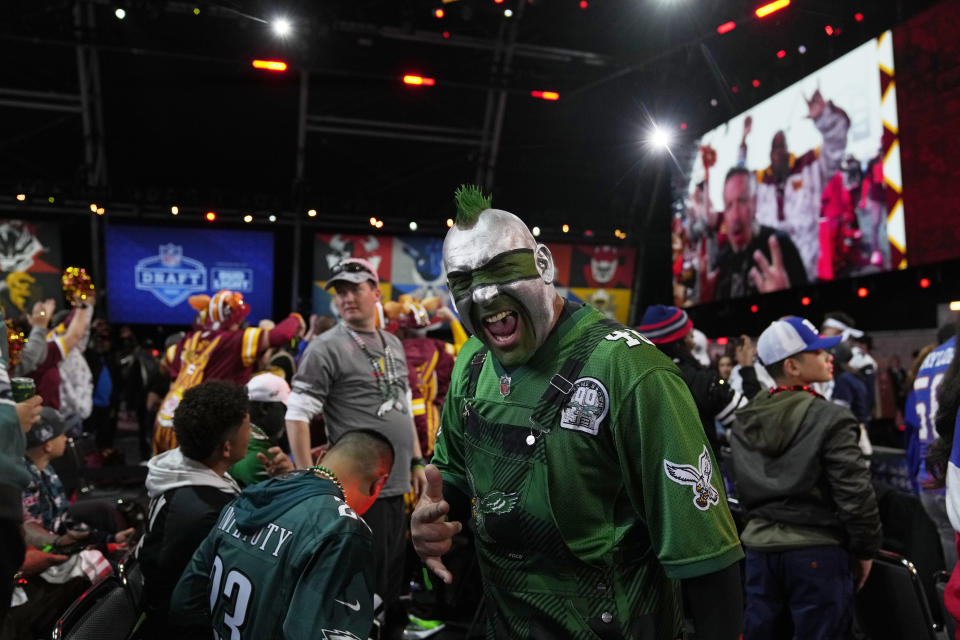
[346,327,404,405]
[310,464,345,496]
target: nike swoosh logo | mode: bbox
[335,598,361,611]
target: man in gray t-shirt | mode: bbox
[285,256,426,639]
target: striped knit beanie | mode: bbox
[637,305,693,345]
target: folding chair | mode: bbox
[52,576,139,640]
[934,571,956,640]
[854,550,940,640]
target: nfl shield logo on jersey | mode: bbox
[559,377,609,436]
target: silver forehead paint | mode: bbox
[442,208,558,349]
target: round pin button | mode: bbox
[601,612,613,623]
[525,434,536,446]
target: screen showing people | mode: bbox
[673,31,903,306]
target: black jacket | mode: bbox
[138,484,234,635]
[730,389,881,558]
[672,351,760,452]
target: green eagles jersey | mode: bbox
[432,303,743,639]
[170,471,376,640]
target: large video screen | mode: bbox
[673,31,903,306]
[105,225,274,325]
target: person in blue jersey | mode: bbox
[922,319,960,633]
[905,328,956,567]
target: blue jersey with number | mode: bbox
[946,410,960,532]
[905,337,955,493]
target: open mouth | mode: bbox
[482,309,521,347]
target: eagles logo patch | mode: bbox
[663,445,721,511]
[322,630,362,640]
[560,377,609,436]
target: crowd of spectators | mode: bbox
[1,241,957,640]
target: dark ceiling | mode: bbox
[0,0,945,317]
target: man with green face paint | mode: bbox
[412,186,745,639]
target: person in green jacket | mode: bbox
[729,316,881,639]
[170,428,394,640]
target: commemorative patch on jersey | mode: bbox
[559,377,609,436]
[663,445,721,511]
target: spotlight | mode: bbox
[409,221,418,231]
[307,209,317,217]
[648,125,672,150]
[171,205,179,215]
[580,0,588,8]
[376,220,384,229]
[562,224,570,233]
[205,211,216,222]
[115,8,126,20]
[854,12,864,22]
[951,301,960,312]
[710,98,718,107]
[446,218,454,228]
[434,8,444,18]
[89,203,98,212]
[272,18,292,37]
[369,217,378,226]
[825,25,835,36]
[857,287,868,298]
[243,215,253,223]
[750,304,759,313]
[47,196,55,204]
[532,226,541,237]
[798,44,807,54]
[777,50,786,59]
[801,296,810,306]
[16,194,26,202]
[268,214,277,222]
[920,277,930,289]
[96,207,105,216]
[752,79,761,88]
[193,7,200,15]
[504,9,513,17]
[716,337,729,346]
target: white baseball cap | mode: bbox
[246,372,290,404]
[757,316,843,365]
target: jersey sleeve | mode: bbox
[283,528,376,639]
[240,327,264,368]
[614,366,743,580]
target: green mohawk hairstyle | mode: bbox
[453,184,492,227]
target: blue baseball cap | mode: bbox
[756,316,843,365]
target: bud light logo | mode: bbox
[135,243,207,307]
[211,267,253,292]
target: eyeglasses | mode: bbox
[331,261,375,278]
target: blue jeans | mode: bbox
[744,546,854,640]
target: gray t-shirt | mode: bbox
[290,324,413,497]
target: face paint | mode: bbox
[443,209,558,367]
